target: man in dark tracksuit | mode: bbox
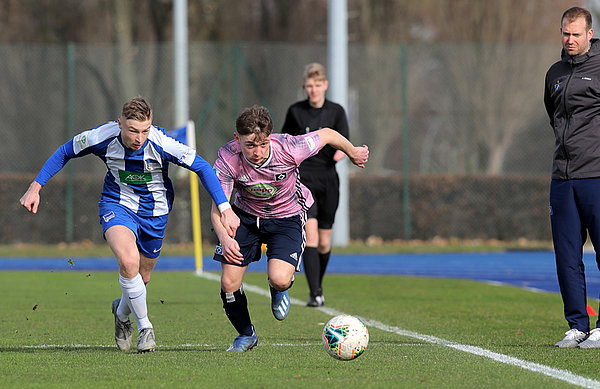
[545,6,600,348]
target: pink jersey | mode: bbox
[214,132,322,218]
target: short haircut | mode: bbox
[562,6,593,30]
[303,62,327,82]
[122,97,152,121]
[235,105,273,137]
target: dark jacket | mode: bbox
[544,38,600,179]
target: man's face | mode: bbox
[303,77,328,108]
[118,117,152,151]
[561,16,593,56]
[235,132,271,166]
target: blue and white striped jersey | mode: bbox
[35,121,227,217]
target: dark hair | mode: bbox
[122,97,152,121]
[235,105,273,137]
[562,7,593,30]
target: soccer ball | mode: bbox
[322,314,369,360]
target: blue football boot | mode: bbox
[270,286,290,321]
[227,326,258,352]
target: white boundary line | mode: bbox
[198,271,600,389]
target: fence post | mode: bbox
[65,42,75,243]
[401,43,411,240]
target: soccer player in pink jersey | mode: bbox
[210,105,368,352]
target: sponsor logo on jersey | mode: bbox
[102,211,115,223]
[274,172,287,181]
[178,149,195,166]
[76,134,88,150]
[306,136,317,152]
[238,175,249,183]
[119,169,152,185]
[246,183,277,197]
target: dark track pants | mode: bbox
[550,178,600,332]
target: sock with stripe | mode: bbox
[221,286,253,336]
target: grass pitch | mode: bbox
[1,270,600,388]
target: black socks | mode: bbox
[221,288,253,336]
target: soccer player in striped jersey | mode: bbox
[19,97,239,353]
[211,105,368,352]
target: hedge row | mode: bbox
[3,173,551,245]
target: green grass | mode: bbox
[1,270,599,388]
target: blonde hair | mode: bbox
[303,62,327,82]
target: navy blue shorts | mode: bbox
[213,205,306,270]
[99,202,168,259]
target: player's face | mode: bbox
[303,77,328,108]
[235,133,271,166]
[118,117,152,151]
[561,16,593,57]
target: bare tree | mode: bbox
[422,0,579,174]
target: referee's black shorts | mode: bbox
[301,169,340,229]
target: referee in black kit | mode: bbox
[281,62,350,307]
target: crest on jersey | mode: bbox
[274,172,287,181]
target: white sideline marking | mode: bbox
[198,271,600,389]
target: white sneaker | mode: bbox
[111,298,132,351]
[579,328,600,348]
[137,327,156,353]
[555,329,588,348]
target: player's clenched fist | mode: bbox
[350,145,369,168]
[20,181,42,214]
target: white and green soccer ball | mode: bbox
[322,314,369,360]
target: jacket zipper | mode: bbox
[561,64,574,179]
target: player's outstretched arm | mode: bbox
[315,128,369,168]
[210,200,243,265]
[20,181,42,214]
[186,152,240,236]
[20,142,75,214]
